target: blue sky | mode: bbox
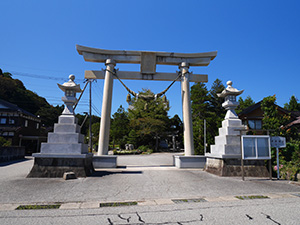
[1,0,299,119]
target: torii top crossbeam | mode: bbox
[76,45,217,74]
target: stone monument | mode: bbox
[205,81,269,176]
[27,75,94,177]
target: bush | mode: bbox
[113,149,142,155]
[280,162,298,181]
[137,145,149,152]
[0,137,11,147]
[112,145,153,155]
[138,145,153,154]
[277,139,300,181]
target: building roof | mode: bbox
[286,111,300,127]
[0,98,38,119]
[238,100,292,118]
[286,116,300,127]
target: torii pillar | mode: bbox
[98,59,115,155]
[180,62,194,156]
[76,45,217,163]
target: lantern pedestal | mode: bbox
[205,158,269,177]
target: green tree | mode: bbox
[261,95,289,136]
[0,74,49,114]
[191,82,210,154]
[208,79,226,117]
[236,96,255,114]
[110,105,130,148]
[91,122,100,149]
[76,114,100,138]
[207,79,226,151]
[284,95,300,111]
[36,105,64,128]
[0,70,63,129]
[284,95,300,141]
[190,79,226,155]
[167,114,183,149]
[127,89,170,150]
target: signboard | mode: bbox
[270,136,286,148]
[242,135,271,160]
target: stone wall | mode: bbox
[205,158,270,177]
[0,146,25,162]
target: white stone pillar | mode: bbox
[98,59,116,155]
[180,62,194,156]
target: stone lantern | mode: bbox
[27,74,94,178]
[205,80,246,175]
[205,81,270,177]
[217,81,244,119]
[57,74,82,115]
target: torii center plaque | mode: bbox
[76,45,217,156]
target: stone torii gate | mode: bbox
[76,45,217,157]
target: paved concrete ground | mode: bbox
[0,153,300,224]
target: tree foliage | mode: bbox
[167,114,183,149]
[191,82,210,155]
[127,89,170,149]
[209,79,225,115]
[110,105,130,148]
[191,79,226,155]
[261,95,289,136]
[236,96,255,114]
[0,69,64,127]
[284,95,300,111]
[76,114,101,145]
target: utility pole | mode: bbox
[204,119,207,154]
[89,79,93,152]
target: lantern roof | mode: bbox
[217,81,244,98]
[57,74,82,93]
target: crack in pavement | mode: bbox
[136,212,145,223]
[261,213,281,225]
[246,214,253,220]
[107,217,113,225]
[118,214,131,223]
[199,214,203,221]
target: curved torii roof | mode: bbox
[76,45,217,67]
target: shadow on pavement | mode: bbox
[91,170,143,177]
[0,158,31,167]
[124,165,174,168]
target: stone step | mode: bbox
[210,144,241,156]
[58,115,78,124]
[40,143,88,154]
[47,133,84,143]
[222,119,242,128]
[218,126,244,136]
[53,123,81,133]
[214,135,240,145]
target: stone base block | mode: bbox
[93,155,117,168]
[27,154,94,178]
[63,172,77,180]
[174,155,206,168]
[205,158,269,177]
